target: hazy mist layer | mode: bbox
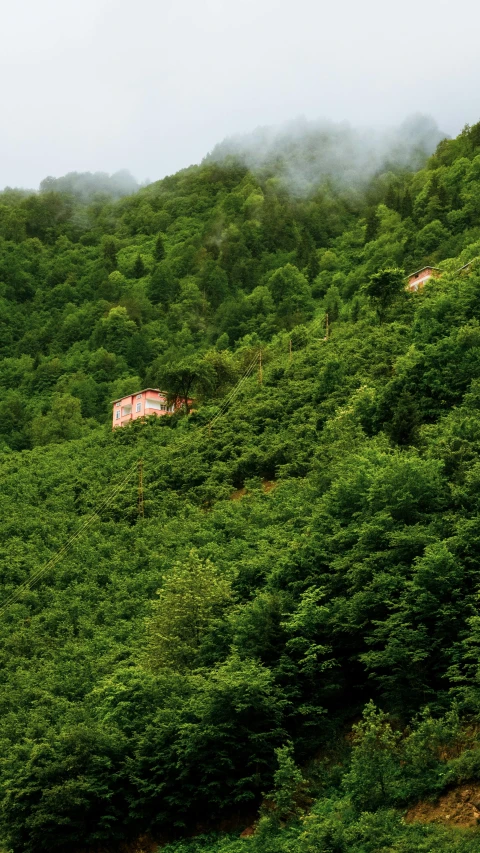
[206,115,445,194]
[1,0,479,188]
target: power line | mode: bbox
[0,461,139,616]
[0,467,136,614]
[138,459,144,518]
[208,352,260,428]
[0,349,280,615]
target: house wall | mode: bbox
[112,389,173,428]
[407,268,439,291]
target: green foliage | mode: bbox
[130,655,287,829]
[3,121,480,850]
[158,805,480,853]
[0,717,128,852]
[344,702,463,811]
[343,702,401,810]
[269,742,309,821]
[267,264,314,328]
[364,267,406,321]
[157,355,215,409]
[132,252,146,278]
[30,392,85,445]
[146,550,232,671]
[154,232,166,261]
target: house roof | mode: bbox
[111,388,167,404]
[455,257,480,273]
[407,266,442,279]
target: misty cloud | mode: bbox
[206,115,446,195]
[39,170,139,201]
[0,0,479,188]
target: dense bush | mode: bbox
[2,121,480,850]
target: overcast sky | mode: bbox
[1,0,479,189]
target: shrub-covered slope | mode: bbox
[2,122,480,851]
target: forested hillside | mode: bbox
[2,121,480,852]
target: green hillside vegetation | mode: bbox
[2,121,480,851]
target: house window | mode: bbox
[116,402,120,407]
[136,402,141,412]
[136,394,142,399]
[116,411,120,419]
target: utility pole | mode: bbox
[259,349,263,385]
[138,459,144,518]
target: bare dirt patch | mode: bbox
[230,480,277,501]
[230,486,247,501]
[405,783,480,828]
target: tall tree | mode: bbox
[154,233,166,261]
[146,550,232,671]
[364,267,405,322]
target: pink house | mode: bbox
[112,388,177,428]
[407,266,442,292]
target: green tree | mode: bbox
[157,355,214,411]
[201,349,238,397]
[146,550,232,671]
[154,232,166,261]
[364,267,405,322]
[132,253,146,279]
[30,393,84,445]
[269,742,309,821]
[343,702,401,811]
[147,260,179,305]
[324,284,342,322]
[131,655,287,828]
[400,189,413,219]
[101,237,118,271]
[197,259,230,309]
[0,390,30,450]
[364,208,380,243]
[92,306,137,356]
[267,264,314,328]
[0,718,127,853]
